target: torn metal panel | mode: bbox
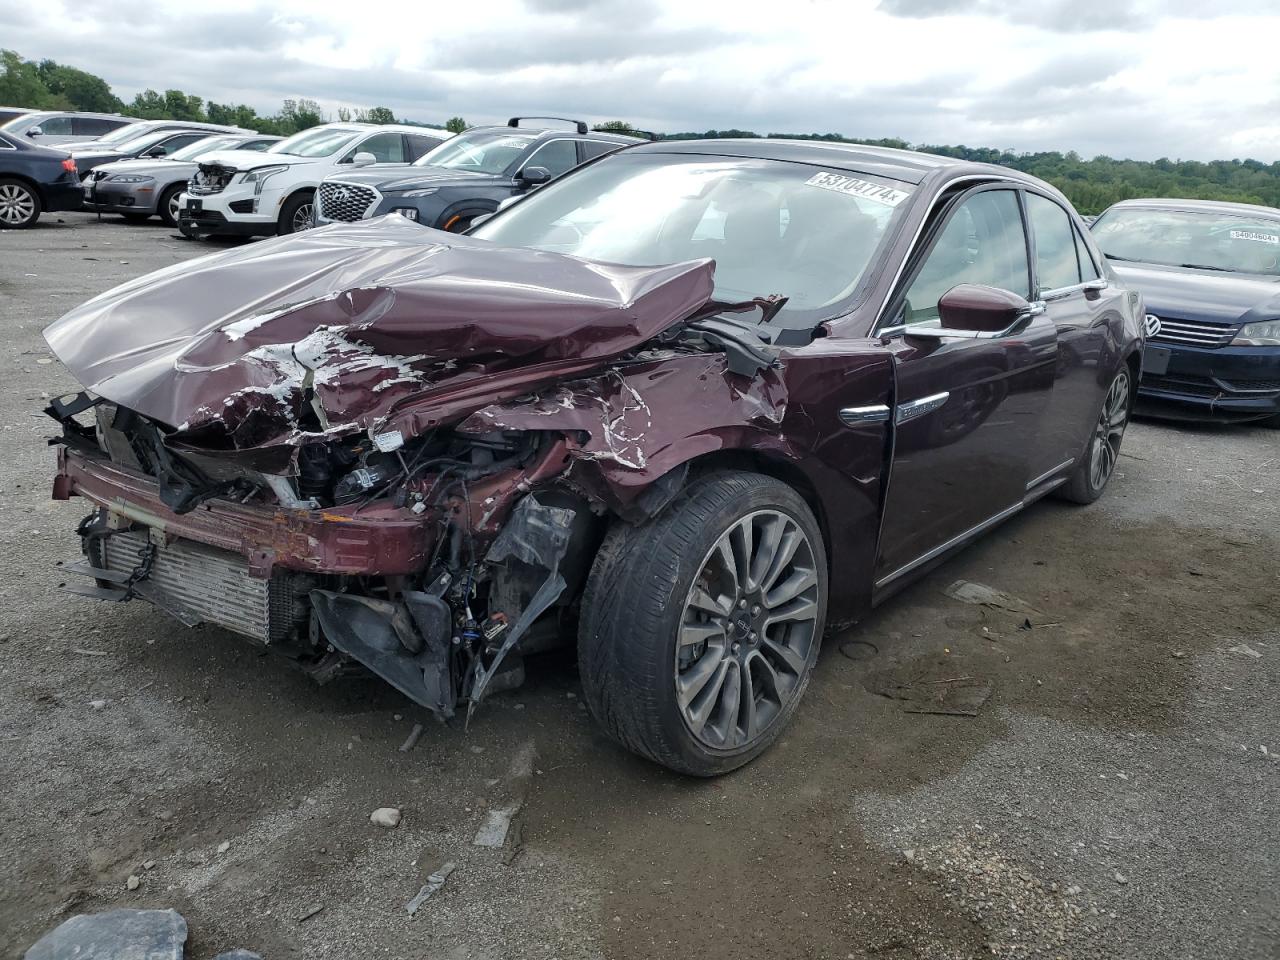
[310,590,456,720]
[43,217,715,465]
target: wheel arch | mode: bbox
[0,171,44,203]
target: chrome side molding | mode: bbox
[896,391,950,424]
[839,404,891,426]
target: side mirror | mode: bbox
[515,165,552,189]
[26,126,43,138]
[470,213,494,227]
[351,151,377,167]
[144,147,167,158]
[910,284,1042,339]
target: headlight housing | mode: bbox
[392,208,419,220]
[401,188,437,198]
[108,175,154,184]
[239,165,289,195]
[1232,320,1280,346]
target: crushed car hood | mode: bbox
[44,215,715,468]
[194,148,315,171]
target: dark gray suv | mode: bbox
[314,118,644,232]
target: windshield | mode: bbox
[0,113,38,132]
[169,136,235,161]
[114,130,178,154]
[472,153,912,324]
[1093,207,1280,276]
[90,122,155,146]
[268,127,359,158]
[414,130,537,174]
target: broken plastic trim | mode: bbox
[310,590,456,719]
[465,495,575,723]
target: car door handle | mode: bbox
[896,391,950,424]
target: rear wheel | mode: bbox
[579,471,827,776]
[1059,367,1131,504]
[0,178,40,228]
[278,192,315,235]
[158,184,184,227]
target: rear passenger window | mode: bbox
[407,134,443,161]
[1073,223,1101,281]
[1027,193,1082,292]
[580,140,621,161]
[523,139,578,177]
[74,118,120,137]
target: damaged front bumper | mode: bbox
[53,442,582,722]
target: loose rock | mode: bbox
[370,807,402,829]
[23,909,187,960]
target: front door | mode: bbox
[874,187,1058,586]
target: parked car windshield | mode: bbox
[113,130,178,155]
[414,130,538,174]
[169,136,239,161]
[267,127,360,158]
[472,152,912,324]
[1093,207,1280,276]
[88,122,155,146]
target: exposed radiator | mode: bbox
[95,530,310,644]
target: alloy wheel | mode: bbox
[0,183,35,225]
[167,192,181,224]
[291,202,314,233]
[1090,371,1129,490]
[675,509,820,750]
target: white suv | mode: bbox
[177,123,451,240]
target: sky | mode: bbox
[3,0,1279,161]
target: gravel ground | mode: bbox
[1,214,1277,959]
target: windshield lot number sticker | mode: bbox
[1229,229,1279,245]
[805,173,908,207]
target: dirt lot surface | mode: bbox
[2,214,1277,960]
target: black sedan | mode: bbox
[1092,199,1280,426]
[0,130,82,228]
[313,118,643,232]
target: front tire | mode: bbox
[158,184,184,227]
[0,178,41,228]
[277,192,315,235]
[579,471,827,776]
[1059,366,1131,504]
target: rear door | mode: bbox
[1022,191,1126,486]
[874,185,1058,588]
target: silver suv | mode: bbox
[0,111,139,146]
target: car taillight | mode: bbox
[61,158,77,172]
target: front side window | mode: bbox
[35,116,75,135]
[1092,206,1280,276]
[1026,193,1081,292]
[350,131,406,163]
[1074,223,1101,281]
[473,153,912,325]
[522,139,578,177]
[406,134,442,161]
[902,189,1029,325]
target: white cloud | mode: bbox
[2,0,1278,160]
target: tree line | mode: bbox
[4,49,1279,214]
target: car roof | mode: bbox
[465,124,644,145]
[621,138,1027,186]
[314,123,449,135]
[1102,197,1280,219]
[20,110,138,120]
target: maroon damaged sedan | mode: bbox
[44,140,1144,776]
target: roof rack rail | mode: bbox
[507,116,589,135]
